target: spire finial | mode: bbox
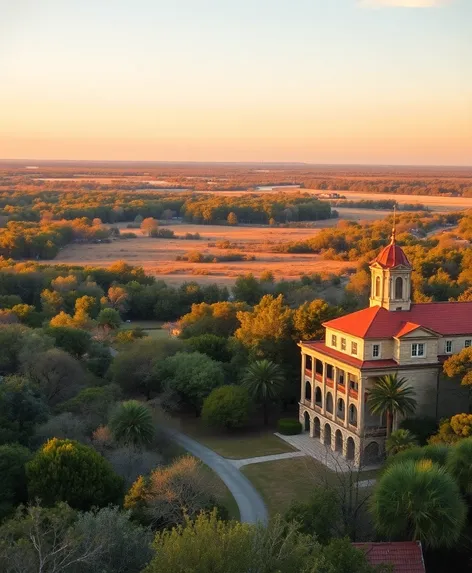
[391,204,397,244]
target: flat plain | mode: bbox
[52,222,354,285]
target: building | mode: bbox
[352,542,425,573]
[298,226,472,465]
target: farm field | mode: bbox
[52,222,354,285]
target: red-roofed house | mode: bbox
[353,542,426,573]
[299,229,472,466]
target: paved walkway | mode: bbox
[274,432,353,471]
[166,429,268,525]
[229,450,306,469]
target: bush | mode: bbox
[26,438,123,510]
[0,444,31,520]
[400,416,438,445]
[385,444,450,470]
[277,418,302,435]
[201,385,251,430]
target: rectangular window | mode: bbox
[341,338,346,351]
[351,341,358,355]
[465,340,471,348]
[411,343,425,357]
[445,340,452,354]
[372,344,380,358]
[349,379,359,392]
[331,334,337,347]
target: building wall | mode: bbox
[325,327,364,359]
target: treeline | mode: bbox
[331,199,430,211]
[0,189,332,226]
[0,218,111,259]
[181,193,332,224]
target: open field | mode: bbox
[52,222,354,285]
[242,457,378,517]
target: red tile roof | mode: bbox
[324,301,472,339]
[301,341,399,370]
[353,542,425,573]
[372,239,411,269]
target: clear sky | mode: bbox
[1,0,471,164]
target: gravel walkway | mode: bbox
[229,451,306,469]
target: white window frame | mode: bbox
[411,343,425,357]
[341,338,346,351]
[465,340,471,348]
[331,334,337,347]
[445,340,453,354]
[351,341,358,355]
[372,344,380,358]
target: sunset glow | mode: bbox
[1,0,471,164]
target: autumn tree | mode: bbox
[141,217,158,236]
[293,299,341,341]
[443,347,472,409]
[227,212,238,225]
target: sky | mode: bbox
[0,0,471,165]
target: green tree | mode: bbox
[385,444,449,469]
[284,486,339,543]
[0,444,31,520]
[227,212,238,225]
[160,352,225,414]
[232,273,263,305]
[0,375,48,445]
[293,299,341,341]
[184,334,231,362]
[96,308,122,331]
[44,326,92,358]
[21,348,84,407]
[446,437,472,495]
[0,504,153,573]
[235,294,294,363]
[85,341,113,377]
[367,374,417,438]
[109,338,183,399]
[26,438,123,510]
[242,359,284,425]
[178,301,246,339]
[143,511,319,573]
[201,385,251,429]
[60,384,121,431]
[109,400,155,448]
[371,460,467,548]
[385,429,418,456]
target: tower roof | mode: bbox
[371,223,411,269]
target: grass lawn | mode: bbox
[242,457,379,517]
[170,415,295,459]
[121,319,165,330]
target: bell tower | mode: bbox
[369,219,412,312]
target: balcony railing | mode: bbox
[337,384,346,394]
[326,378,334,388]
[305,368,312,378]
[365,426,387,438]
[349,389,358,400]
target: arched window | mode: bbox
[326,392,333,414]
[305,382,312,402]
[395,277,403,300]
[337,398,345,420]
[349,404,358,426]
[375,276,380,297]
[315,387,322,407]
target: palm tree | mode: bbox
[242,360,284,425]
[385,429,417,456]
[371,460,467,549]
[109,400,155,448]
[446,437,472,495]
[367,373,417,438]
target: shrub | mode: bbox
[429,413,472,445]
[400,416,438,445]
[109,401,155,448]
[385,444,450,470]
[26,438,123,510]
[201,385,251,430]
[0,444,31,520]
[277,418,302,435]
